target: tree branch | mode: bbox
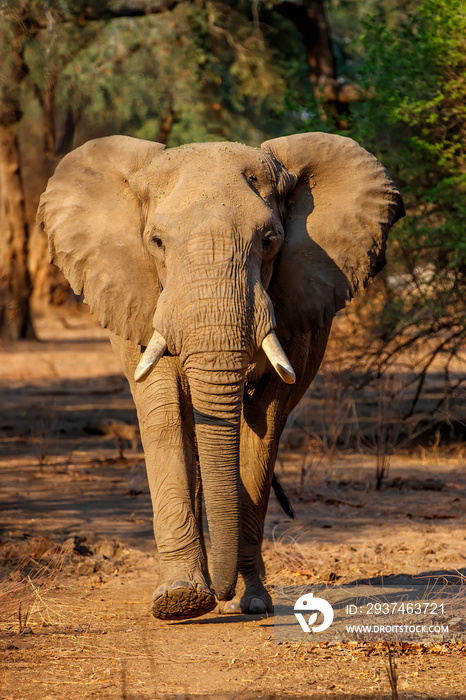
[0,1,186,31]
[78,0,183,21]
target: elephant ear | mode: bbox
[261,132,404,336]
[37,135,166,346]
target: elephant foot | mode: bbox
[216,579,272,615]
[151,580,216,620]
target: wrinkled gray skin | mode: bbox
[38,132,404,620]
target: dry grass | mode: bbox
[270,528,313,577]
[266,528,343,586]
[0,538,85,633]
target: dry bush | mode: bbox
[385,642,400,700]
[126,459,149,496]
[283,362,355,485]
[316,366,354,474]
[286,294,465,489]
[32,403,59,470]
[372,374,405,489]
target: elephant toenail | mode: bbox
[249,597,267,614]
[197,583,211,594]
[152,585,167,601]
[170,580,192,590]
[223,600,241,614]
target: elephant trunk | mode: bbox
[186,364,246,600]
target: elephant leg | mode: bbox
[195,460,210,585]
[218,326,332,615]
[109,336,215,619]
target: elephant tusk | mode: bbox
[134,329,167,382]
[262,331,296,384]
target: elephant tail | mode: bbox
[272,474,295,519]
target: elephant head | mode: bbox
[37,133,403,600]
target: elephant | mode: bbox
[37,132,404,621]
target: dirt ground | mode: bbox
[1,309,465,699]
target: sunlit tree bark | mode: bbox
[0,19,35,340]
[0,0,184,339]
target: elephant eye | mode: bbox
[151,234,164,249]
[262,231,276,248]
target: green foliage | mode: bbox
[348,0,466,374]
[6,0,320,148]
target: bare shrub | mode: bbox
[32,403,59,470]
[373,374,405,489]
[319,366,353,472]
[126,459,149,496]
[284,362,354,485]
[385,642,400,700]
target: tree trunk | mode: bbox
[0,17,35,341]
[0,0,187,338]
[0,123,35,341]
[56,105,82,157]
[276,0,359,128]
[156,108,176,145]
[34,103,83,307]
[35,81,56,158]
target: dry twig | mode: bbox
[385,642,400,700]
